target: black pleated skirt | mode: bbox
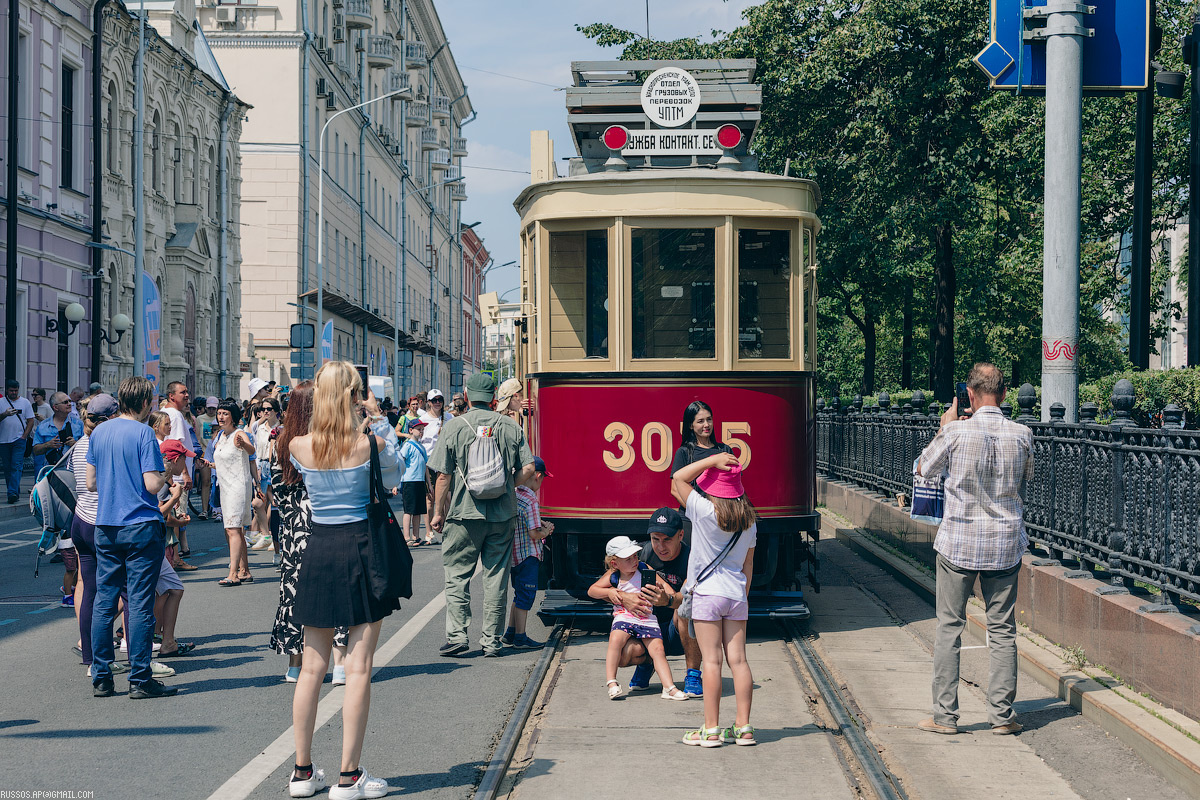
[293,519,401,629]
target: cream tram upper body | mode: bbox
[513,168,821,376]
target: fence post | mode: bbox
[1016,383,1038,423]
[1108,380,1134,591]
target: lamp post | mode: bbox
[314,89,407,373]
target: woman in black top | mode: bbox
[670,401,733,477]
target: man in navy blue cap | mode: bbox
[587,506,703,697]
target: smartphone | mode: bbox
[354,364,370,394]
[640,567,658,589]
[58,426,71,442]
[955,382,971,415]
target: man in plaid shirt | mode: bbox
[503,457,554,649]
[915,363,1033,737]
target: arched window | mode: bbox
[208,146,217,213]
[151,109,161,191]
[171,122,182,201]
[106,82,118,171]
[190,134,199,203]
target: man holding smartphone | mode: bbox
[32,392,83,465]
[915,363,1033,736]
[0,379,37,504]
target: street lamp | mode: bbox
[47,302,86,336]
[99,313,131,346]
[315,88,409,371]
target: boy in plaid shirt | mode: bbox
[503,456,554,649]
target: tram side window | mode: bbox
[632,228,716,359]
[738,229,791,359]
[549,230,608,360]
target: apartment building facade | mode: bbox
[203,0,478,400]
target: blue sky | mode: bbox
[443,0,757,300]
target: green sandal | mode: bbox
[682,726,724,747]
[719,724,757,746]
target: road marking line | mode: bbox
[0,619,16,626]
[28,604,60,614]
[0,527,39,537]
[205,591,446,800]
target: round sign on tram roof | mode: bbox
[640,67,701,128]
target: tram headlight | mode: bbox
[602,125,629,151]
[717,124,743,150]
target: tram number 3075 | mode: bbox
[602,422,751,473]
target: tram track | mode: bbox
[477,618,907,800]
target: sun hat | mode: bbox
[86,393,119,417]
[247,377,268,398]
[466,372,496,402]
[495,378,523,412]
[605,535,642,560]
[647,507,684,535]
[696,462,746,499]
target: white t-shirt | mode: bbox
[0,396,35,444]
[35,402,52,422]
[684,492,757,601]
[418,410,445,457]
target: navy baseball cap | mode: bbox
[647,507,684,535]
[533,456,552,477]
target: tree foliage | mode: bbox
[581,0,1193,399]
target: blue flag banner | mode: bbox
[320,320,333,362]
[142,272,161,388]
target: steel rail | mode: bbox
[781,620,908,800]
[475,622,566,800]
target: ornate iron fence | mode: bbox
[816,380,1200,606]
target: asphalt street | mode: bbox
[0,513,552,799]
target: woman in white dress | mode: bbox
[213,400,257,586]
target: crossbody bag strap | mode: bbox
[694,530,743,588]
[367,433,382,505]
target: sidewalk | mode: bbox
[0,472,37,524]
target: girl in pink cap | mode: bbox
[672,453,758,747]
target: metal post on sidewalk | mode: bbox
[1130,84,1153,370]
[1040,1,1091,421]
[1189,15,1200,366]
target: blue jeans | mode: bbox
[91,520,165,685]
[0,440,24,499]
[510,556,540,611]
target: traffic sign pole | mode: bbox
[1040,2,1091,422]
[1189,19,1200,366]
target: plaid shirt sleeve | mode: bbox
[919,426,954,476]
[513,486,543,566]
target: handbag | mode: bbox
[366,434,413,603]
[677,528,743,621]
[910,458,946,525]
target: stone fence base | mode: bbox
[818,476,1200,723]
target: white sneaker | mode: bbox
[119,638,161,653]
[150,661,175,678]
[329,768,388,800]
[288,767,326,798]
[331,665,346,686]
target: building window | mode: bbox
[151,110,162,192]
[106,82,118,171]
[631,228,716,360]
[172,123,182,200]
[61,65,77,187]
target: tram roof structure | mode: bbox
[564,59,763,173]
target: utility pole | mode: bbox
[133,0,146,377]
[1189,14,1200,366]
[6,0,20,383]
[1130,83,1153,370]
[1040,1,1090,421]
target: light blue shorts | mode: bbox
[690,592,748,622]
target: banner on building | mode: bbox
[379,349,389,376]
[320,320,333,363]
[142,272,161,388]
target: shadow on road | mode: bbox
[1,724,219,738]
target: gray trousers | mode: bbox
[442,518,516,652]
[932,554,1020,727]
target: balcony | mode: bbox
[366,35,395,69]
[387,69,412,98]
[452,136,467,157]
[443,165,461,181]
[343,0,372,29]
[420,126,440,151]
[430,148,451,170]
[432,95,451,119]
[404,40,426,69]
[450,182,467,202]
[404,101,428,127]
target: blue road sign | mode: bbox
[975,0,1150,92]
[290,366,314,380]
[289,351,315,365]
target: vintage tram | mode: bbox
[503,61,820,619]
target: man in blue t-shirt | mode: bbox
[85,376,176,700]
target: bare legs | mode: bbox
[643,637,678,692]
[154,588,184,651]
[605,628,631,684]
[402,512,420,545]
[506,604,529,636]
[693,618,752,730]
[292,622,382,781]
[224,526,248,582]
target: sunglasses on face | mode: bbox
[431,399,444,404]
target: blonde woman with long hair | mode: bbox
[285,361,402,799]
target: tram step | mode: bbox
[536,589,811,625]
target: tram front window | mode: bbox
[738,229,791,359]
[631,228,716,359]
[549,230,609,360]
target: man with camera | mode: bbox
[915,362,1033,736]
[0,379,37,504]
[32,392,83,465]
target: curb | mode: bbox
[828,516,1200,800]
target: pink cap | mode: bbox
[696,462,745,499]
